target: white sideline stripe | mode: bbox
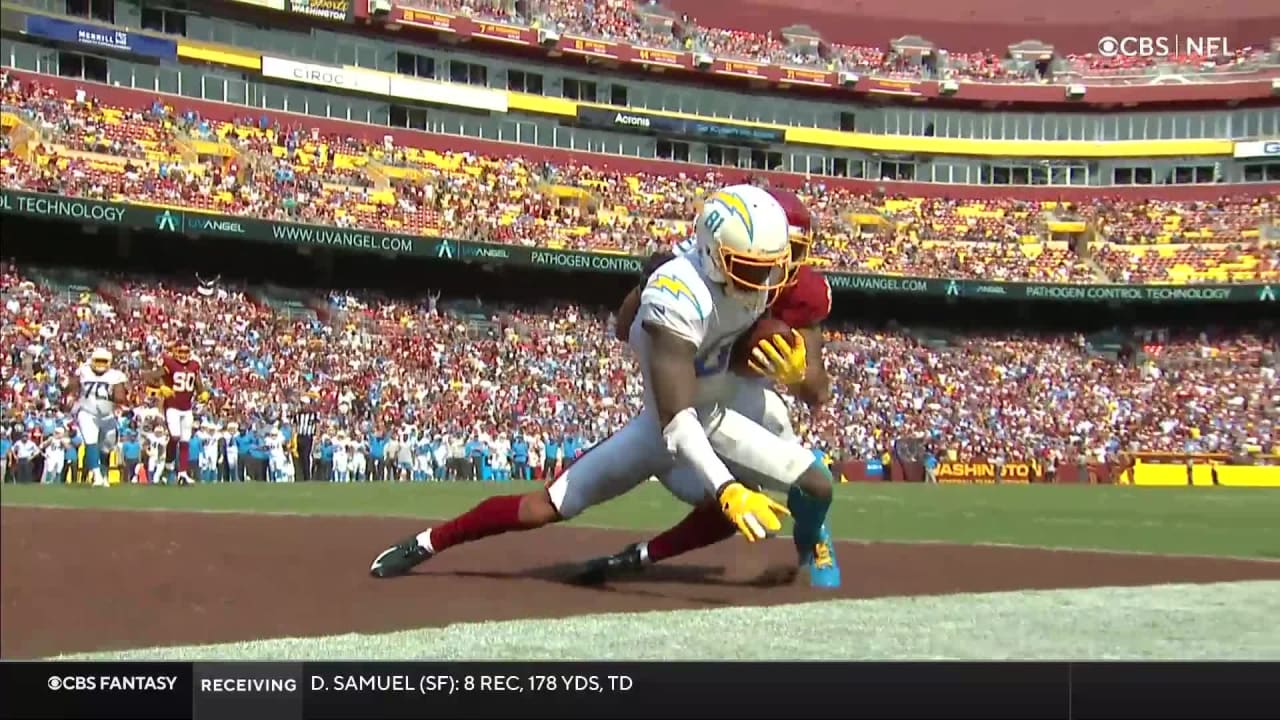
[53,580,1280,661]
[6,500,1279,564]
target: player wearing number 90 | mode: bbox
[65,348,129,487]
[142,339,207,486]
[370,184,830,577]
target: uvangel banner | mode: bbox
[1,189,1272,305]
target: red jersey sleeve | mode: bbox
[771,265,832,329]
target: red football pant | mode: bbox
[429,495,531,552]
[167,440,190,473]
[646,502,737,563]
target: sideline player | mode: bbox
[370,185,832,577]
[65,348,128,487]
[578,187,841,587]
[143,339,206,485]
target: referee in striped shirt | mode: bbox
[294,407,318,482]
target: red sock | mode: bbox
[166,439,179,465]
[429,494,528,552]
[176,443,190,473]
[646,503,737,563]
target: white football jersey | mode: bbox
[75,364,127,418]
[632,252,763,408]
[266,433,286,458]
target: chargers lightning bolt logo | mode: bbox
[708,191,754,242]
[648,274,703,317]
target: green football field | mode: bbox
[4,481,1279,660]
[3,480,1279,558]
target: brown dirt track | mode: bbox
[3,506,1279,659]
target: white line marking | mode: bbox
[5,501,1278,564]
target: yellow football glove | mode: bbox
[748,330,807,387]
[158,385,176,398]
[717,482,790,542]
[197,391,211,403]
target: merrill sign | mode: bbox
[76,29,130,51]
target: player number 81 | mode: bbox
[703,208,725,234]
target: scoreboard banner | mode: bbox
[3,660,1277,718]
[285,0,353,22]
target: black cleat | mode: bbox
[569,543,645,585]
[369,537,433,578]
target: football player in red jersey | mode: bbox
[584,187,840,587]
[143,339,208,485]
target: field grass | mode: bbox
[4,481,1279,558]
[59,581,1280,661]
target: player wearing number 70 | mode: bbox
[141,338,207,486]
[65,348,129,487]
[370,185,833,577]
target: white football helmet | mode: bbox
[89,348,112,374]
[693,184,791,307]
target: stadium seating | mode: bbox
[2,73,1276,284]
[414,0,1280,83]
[3,262,1276,471]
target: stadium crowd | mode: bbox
[3,260,1277,487]
[399,0,1278,82]
[3,74,1276,287]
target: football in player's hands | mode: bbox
[731,316,793,375]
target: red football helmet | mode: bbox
[764,187,814,286]
[172,337,192,363]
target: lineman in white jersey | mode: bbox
[65,348,128,487]
[370,185,835,577]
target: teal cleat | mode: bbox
[795,523,841,588]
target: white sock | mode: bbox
[415,530,435,553]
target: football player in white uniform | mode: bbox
[576,188,841,587]
[146,425,169,484]
[333,432,350,483]
[265,425,293,483]
[370,185,835,578]
[65,348,128,487]
[41,428,67,485]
